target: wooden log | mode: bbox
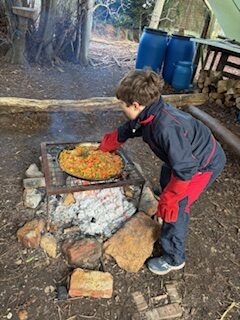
[209,92,224,100]
[202,87,209,94]
[0,94,208,114]
[188,106,240,156]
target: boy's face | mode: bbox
[122,101,145,120]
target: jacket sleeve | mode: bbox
[99,120,142,152]
[159,125,199,180]
[117,120,143,142]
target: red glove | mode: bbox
[99,130,123,152]
[156,174,191,223]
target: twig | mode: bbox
[57,305,62,320]
[219,302,236,320]
[79,313,97,318]
[66,316,77,320]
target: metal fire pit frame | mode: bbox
[41,141,146,210]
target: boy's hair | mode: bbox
[116,69,164,106]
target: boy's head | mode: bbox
[116,69,164,120]
[116,69,164,106]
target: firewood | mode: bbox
[208,70,223,83]
[217,80,231,94]
[202,87,209,94]
[233,80,240,89]
[236,97,240,110]
[198,83,204,89]
[198,70,208,83]
[209,92,224,100]
[226,88,235,95]
[204,77,211,87]
[216,99,223,106]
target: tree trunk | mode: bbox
[80,0,94,66]
[75,0,84,61]
[36,0,57,63]
[11,16,28,64]
[149,0,166,29]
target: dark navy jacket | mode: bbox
[117,97,218,181]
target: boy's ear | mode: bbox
[132,101,141,109]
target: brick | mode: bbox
[165,283,181,304]
[103,212,160,272]
[145,303,182,320]
[62,238,102,269]
[69,268,113,298]
[17,219,45,248]
[23,177,46,189]
[132,291,148,312]
[40,233,57,258]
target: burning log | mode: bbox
[0,93,208,114]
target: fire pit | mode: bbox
[40,141,146,238]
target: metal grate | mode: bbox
[41,141,146,196]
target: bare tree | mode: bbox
[149,0,166,29]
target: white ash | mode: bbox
[49,187,138,238]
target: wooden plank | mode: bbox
[225,61,240,69]
[0,94,208,115]
[222,71,240,79]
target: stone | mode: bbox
[68,268,113,298]
[63,193,75,205]
[40,233,57,258]
[17,219,45,248]
[44,285,55,294]
[18,309,28,320]
[23,177,46,189]
[103,212,160,272]
[25,163,43,178]
[23,188,43,208]
[139,186,158,217]
[62,238,102,269]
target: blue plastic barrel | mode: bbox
[136,28,168,72]
[171,61,193,90]
[163,35,196,84]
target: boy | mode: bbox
[99,69,226,275]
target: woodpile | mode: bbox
[197,70,240,109]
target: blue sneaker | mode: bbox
[147,257,185,275]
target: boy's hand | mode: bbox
[99,130,122,152]
[157,202,179,223]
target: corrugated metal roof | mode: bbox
[207,0,240,42]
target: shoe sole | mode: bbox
[148,262,185,275]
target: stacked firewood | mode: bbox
[197,70,240,109]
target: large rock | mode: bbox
[17,219,45,248]
[103,212,160,272]
[23,188,43,208]
[25,163,43,178]
[62,238,102,269]
[69,268,113,298]
[40,233,57,258]
[23,177,46,189]
[139,186,158,217]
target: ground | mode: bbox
[0,39,240,320]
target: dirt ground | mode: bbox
[0,39,240,320]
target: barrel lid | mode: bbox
[144,27,168,36]
[171,34,193,40]
[177,61,193,66]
